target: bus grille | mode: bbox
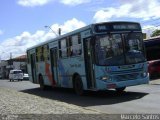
[115,73,139,81]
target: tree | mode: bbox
[151,29,160,37]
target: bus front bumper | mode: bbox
[97,77,149,90]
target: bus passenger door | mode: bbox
[83,38,96,89]
[50,47,59,86]
[30,53,37,83]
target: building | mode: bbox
[0,60,8,79]
[0,55,27,79]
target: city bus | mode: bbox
[27,21,149,95]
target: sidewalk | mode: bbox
[0,87,121,120]
[0,87,99,114]
[149,78,160,85]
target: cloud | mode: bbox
[60,0,91,6]
[93,0,160,22]
[0,18,86,60]
[93,8,116,22]
[17,0,52,7]
[0,31,46,60]
[56,18,86,34]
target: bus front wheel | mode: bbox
[115,87,126,93]
[73,75,84,95]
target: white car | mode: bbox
[9,69,23,81]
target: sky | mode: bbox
[0,0,160,60]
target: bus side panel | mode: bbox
[36,62,52,86]
[57,57,88,90]
[27,64,33,82]
[27,49,38,83]
[49,42,59,87]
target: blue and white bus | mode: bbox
[27,21,149,95]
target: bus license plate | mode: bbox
[107,84,116,89]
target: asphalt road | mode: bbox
[0,79,160,114]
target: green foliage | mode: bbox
[151,29,160,37]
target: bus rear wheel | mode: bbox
[73,75,84,95]
[39,75,46,90]
[115,87,126,93]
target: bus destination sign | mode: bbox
[95,25,110,32]
[94,23,141,33]
[113,24,140,30]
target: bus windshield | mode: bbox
[95,33,146,66]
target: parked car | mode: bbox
[9,69,23,81]
[148,60,160,79]
[23,73,29,80]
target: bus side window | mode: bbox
[68,47,73,56]
[43,44,49,61]
[59,50,62,58]
[36,46,44,62]
[70,34,82,56]
[40,46,44,61]
[67,37,73,57]
[58,41,62,58]
[59,38,67,58]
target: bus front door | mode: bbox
[30,53,37,83]
[83,38,96,89]
[50,47,59,86]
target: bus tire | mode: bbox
[39,75,46,90]
[116,87,126,93]
[73,75,84,95]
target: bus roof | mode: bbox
[27,21,140,51]
[27,24,92,51]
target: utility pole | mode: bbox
[10,52,12,70]
[58,28,61,36]
[44,25,61,37]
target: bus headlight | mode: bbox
[101,76,111,81]
[141,72,147,78]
